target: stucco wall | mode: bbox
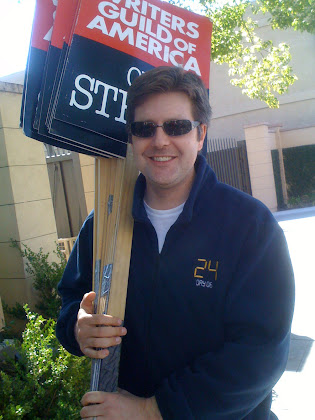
[281,126,315,149]
[0,83,58,309]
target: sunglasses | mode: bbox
[130,120,200,138]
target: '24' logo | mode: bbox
[194,259,219,281]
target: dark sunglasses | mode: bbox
[130,120,200,138]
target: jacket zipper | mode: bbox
[144,225,161,394]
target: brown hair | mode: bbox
[126,66,211,140]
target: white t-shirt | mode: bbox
[144,201,185,253]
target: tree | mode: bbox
[258,0,315,34]
[170,0,315,108]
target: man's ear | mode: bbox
[198,124,207,151]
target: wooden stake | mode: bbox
[91,144,138,393]
[108,145,137,319]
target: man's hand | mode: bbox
[75,291,127,358]
[80,390,162,419]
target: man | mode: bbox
[56,66,295,419]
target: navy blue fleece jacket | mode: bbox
[56,155,294,419]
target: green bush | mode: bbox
[1,302,26,341]
[2,301,26,320]
[284,145,315,201]
[0,306,90,419]
[10,241,67,320]
[287,192,315,209]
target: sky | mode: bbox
[0,0,36,77]
[0,0,229,78]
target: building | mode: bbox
[208,12,315,210]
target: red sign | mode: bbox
[74,0,212,88]
[51,0,79,48]
[31,0,57,51]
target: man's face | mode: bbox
[131,91,206,201]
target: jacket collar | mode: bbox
[132,155,217,223]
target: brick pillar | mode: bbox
[243,123,278,212]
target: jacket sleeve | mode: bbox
[56,212,94,356]
[155,218,295,419]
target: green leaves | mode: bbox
[228,40,297,108]
[199,0,299,107]
[257,0,315,34]
[10,241,66,319]
[0,306,90,419]
[170,0,309,107]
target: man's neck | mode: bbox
[144,172,195,210]
[144,190,186,210]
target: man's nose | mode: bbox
[151,126,171,147]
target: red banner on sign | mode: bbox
[31,0,57,51]
[74,0,212,88]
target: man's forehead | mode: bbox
[134,91,194,120]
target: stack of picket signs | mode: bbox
[21,0,212,393]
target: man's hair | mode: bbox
[126,66,212,140]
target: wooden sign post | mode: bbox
[91,145,138,392]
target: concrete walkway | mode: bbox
[271,208,315,419]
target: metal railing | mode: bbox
[58,237,77,261]
[207,138,252,195]
[44,144,71,159]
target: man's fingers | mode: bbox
[81,391,108,406]
[81,401,103,419]
[90,325,127,338]
[78,324,126,340]
[80,291,96,314]
[80,391,112,417]
[82,347,109,359]
[78,312,123,328]
[84,335,122,349]
[80,327,127,359]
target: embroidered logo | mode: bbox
[193,259,219,288]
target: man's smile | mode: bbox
[150,156,175,162]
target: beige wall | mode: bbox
[0,83,58,309]
[79,153,95,214]
[281,126,315,149]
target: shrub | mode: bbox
[0,306,90,419]
[10,241,67,320]
[2,301,26,320]
[284,145,315,200]
[1,302,26,341]
[287,192,315,209]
